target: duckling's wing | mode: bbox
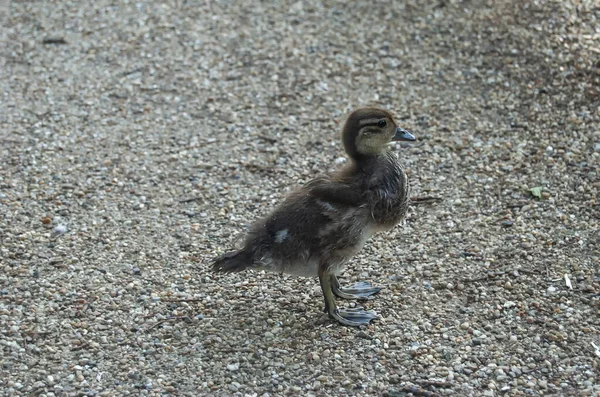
[241,186,370,276]
[305,177,364,206]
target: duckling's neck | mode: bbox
[351,147,396,165]
[356,142,391,157]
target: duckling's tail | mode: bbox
[211,250,253,273]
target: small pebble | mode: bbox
[52,224,68,236]
[226,363,239,371]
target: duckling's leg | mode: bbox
[331,276,381,299]
[319,267,378,326]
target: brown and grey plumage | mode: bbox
[211,107,416,326]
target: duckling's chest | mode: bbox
[365,162,409,227]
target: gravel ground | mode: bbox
[1,0,599,396]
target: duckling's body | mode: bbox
[212,108,415,326]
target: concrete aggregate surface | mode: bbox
[1,0,599,396]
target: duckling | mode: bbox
[211,108,415,326]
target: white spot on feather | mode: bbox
[274,229,289,243]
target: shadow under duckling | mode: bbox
[211,107,416,326]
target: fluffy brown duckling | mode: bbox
[211,108,415,326]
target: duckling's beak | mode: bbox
[392,127,416,142]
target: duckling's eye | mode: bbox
[378,120,387,128]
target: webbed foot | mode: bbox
[331,307,378,326]
[332,277,382,299]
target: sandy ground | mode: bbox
[1,0,599,396]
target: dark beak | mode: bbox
[392,127,416,142]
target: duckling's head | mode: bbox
[342,108,415,160]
